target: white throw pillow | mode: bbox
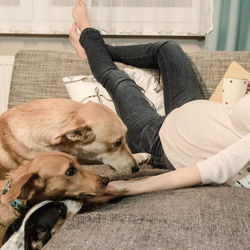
[124,68,164,115]
[64,75,116,112]
[63,68,164,115]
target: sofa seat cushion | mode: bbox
[43,186,250,250]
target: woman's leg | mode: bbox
[71,1,203,116]
[70,1,201,169]
[79,28,166,165]
[106,43,164,69]
[154,41,204,115]
[106,42,204,115]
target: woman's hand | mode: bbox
[85,179,144,204]
[84,181,129,203]
[106,180,132,195]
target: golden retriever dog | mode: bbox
[0,98,149,174]
[0,151,109,246]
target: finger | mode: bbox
[78,0,83,6]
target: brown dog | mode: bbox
[0,151,109,245]
[0,98,149,174]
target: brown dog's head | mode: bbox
[54,101,139,175]
[1,151,109,205]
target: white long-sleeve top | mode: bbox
[159,93,250,184]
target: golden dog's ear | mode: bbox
[54,124,95,145]
[1,164,33,204]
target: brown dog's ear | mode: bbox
[1,164,33,204]
[54,125,95,145]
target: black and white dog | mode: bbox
[2,200,82,250]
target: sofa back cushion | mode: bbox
[8,49,250,108]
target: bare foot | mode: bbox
[69,23,87,59]
[72,0,91,32]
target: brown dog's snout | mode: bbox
[131,165,139,173]
[101,177,110,186]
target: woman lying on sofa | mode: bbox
[70,0,250,197]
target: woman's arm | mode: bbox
[197,133,250,184]
[107,133,250,196]
[106,165,202,196]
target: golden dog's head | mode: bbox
[1,151,109,205]
[54,101,139,175]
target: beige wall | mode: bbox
[0,35,204,56]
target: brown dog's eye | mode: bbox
[65,164,77,176]
[113,139,122,147]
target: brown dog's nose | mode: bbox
[101,177,110,186]
[132,165,139,173]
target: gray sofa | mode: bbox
[8,49,250,249]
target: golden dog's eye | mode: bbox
[113,139,122,147]
[65,164,77,176]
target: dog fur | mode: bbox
[1,200,82,250]
[0,98,145,175]
[0,151,108,246]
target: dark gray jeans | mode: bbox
[79,28,204,169]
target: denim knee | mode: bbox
[156,40,183,58]
[100,68,138,92]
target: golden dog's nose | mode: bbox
[101,177,110,186]
[132,165,139,173]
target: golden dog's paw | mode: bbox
[133,153,151,166]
